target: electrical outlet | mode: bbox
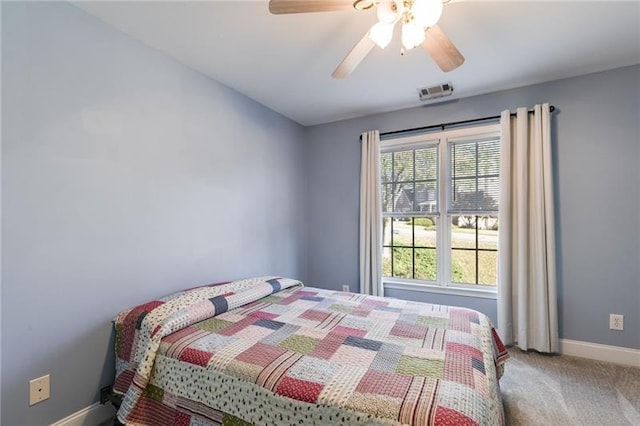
[29,374,50,406]
[342,284,349,292]
[609,314,624,331]
[100,385,111,405]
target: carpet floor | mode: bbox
[500,348,640,425]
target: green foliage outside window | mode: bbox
[413,217,434,228]
[382,248,464,282]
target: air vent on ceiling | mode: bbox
[418,82,453,101]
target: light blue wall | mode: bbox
[305,65,640,350]
[1,2,307,424]
[2,1,639,424]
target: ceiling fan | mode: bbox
[268,0,465,78]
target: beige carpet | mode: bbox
[500,349,640,426]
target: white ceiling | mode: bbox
[73,1,640,126]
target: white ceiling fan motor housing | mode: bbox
[418,82,453,101]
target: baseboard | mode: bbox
[50,402,115,426]
[560,338,640,368]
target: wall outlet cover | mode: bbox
[29,375,50,406]
[342,284,349,292]
[609,314,624,331]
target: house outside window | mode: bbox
[381,124,500,297]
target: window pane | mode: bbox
[449,138,500,213]
[414,217,436,248]
[392,248,413,278]
[415,248,437,281]
[451,178,477,209]
[477,139,500,175]
[394,182,414,212]
[451,248,475,284]
[478,251,498,286]
[392,219,412,247]
[450,215,498,286]
[451,217,476,249]
[381,152,393,183]
[382,217,393,247]
[382,217,438,280]
[382,247,391,277]
[415,181,438,213]
[415,147,438,180]
[384,145,439,216]
[451,143,476,177]
[382,184,394,213]
[478,216,499,250]
[476,176,500,210]
[382,248,392,277]
[393,150,414,182]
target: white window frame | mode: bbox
[381,123,501,299]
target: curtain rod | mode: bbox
[360,105,556,141]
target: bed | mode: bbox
[113,276,509,425]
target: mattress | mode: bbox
[113,277,508,425]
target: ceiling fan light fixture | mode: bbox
[267,0,465,77]
[411,0,443,28]
[353,0,375,11]
[369,21,395,48]
[401,20,426,49]
[376,1,400,23]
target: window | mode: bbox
[381,124,500,294]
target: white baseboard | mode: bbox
[560,339,640,368]
[51,402,115,426]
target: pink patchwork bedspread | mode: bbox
[114,277,508,425]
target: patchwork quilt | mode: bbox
[114,277,509,425]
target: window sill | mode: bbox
[383,280,497,300]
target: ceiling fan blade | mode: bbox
[422,25,465,72]
[332,33,376,79]
[269,0,355,14]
